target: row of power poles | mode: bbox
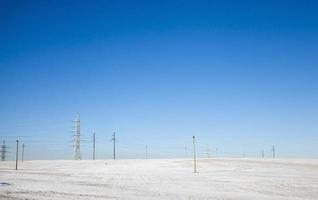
[72,114,274,163]
[89,132,275,164]
[191,137,277,173]
[10,135,275,173]
[72,113,275,163]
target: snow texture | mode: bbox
[0,158,318,200]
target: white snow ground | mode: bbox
[0,158,318,200]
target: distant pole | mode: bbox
[15,140,19,170]
[272,145,275,159]
[261,150,264,159]
[92,133,95,160]
[204,145,210,158]
[145,145,148,160]
[112,132,116,160]
[192,136,197,173]
[22,143,25,163]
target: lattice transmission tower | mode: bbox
[73,113,81,160]
[1,140,7,161]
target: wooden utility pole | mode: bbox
[15,140,19,170]
[112,132,116,160]
[272,145,275,159]
[22,143,25,163]
[261,150,264,159]
[93,133,96,160]
[193,136,197,173]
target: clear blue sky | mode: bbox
[1,0,318,160]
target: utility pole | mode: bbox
[145,145,148,160]
[261,150,264,159]
[272,145,276,159]
[15,140,19,170]
[22,143,25,163]
[73,113,81,160]
[192,136,197,173]
[204,145,210,158]
[112,132,116,160]
[93,133,96,160]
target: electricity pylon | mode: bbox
[272,145,275,159]
[1,140,7,161]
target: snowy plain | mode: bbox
[0,158,318,200]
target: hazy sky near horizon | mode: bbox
[1,0,318,160]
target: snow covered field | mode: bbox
[0,158,318,200]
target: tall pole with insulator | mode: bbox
[15,140,19,170]
[193,136,197,173]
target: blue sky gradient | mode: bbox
[1,0,318,159]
